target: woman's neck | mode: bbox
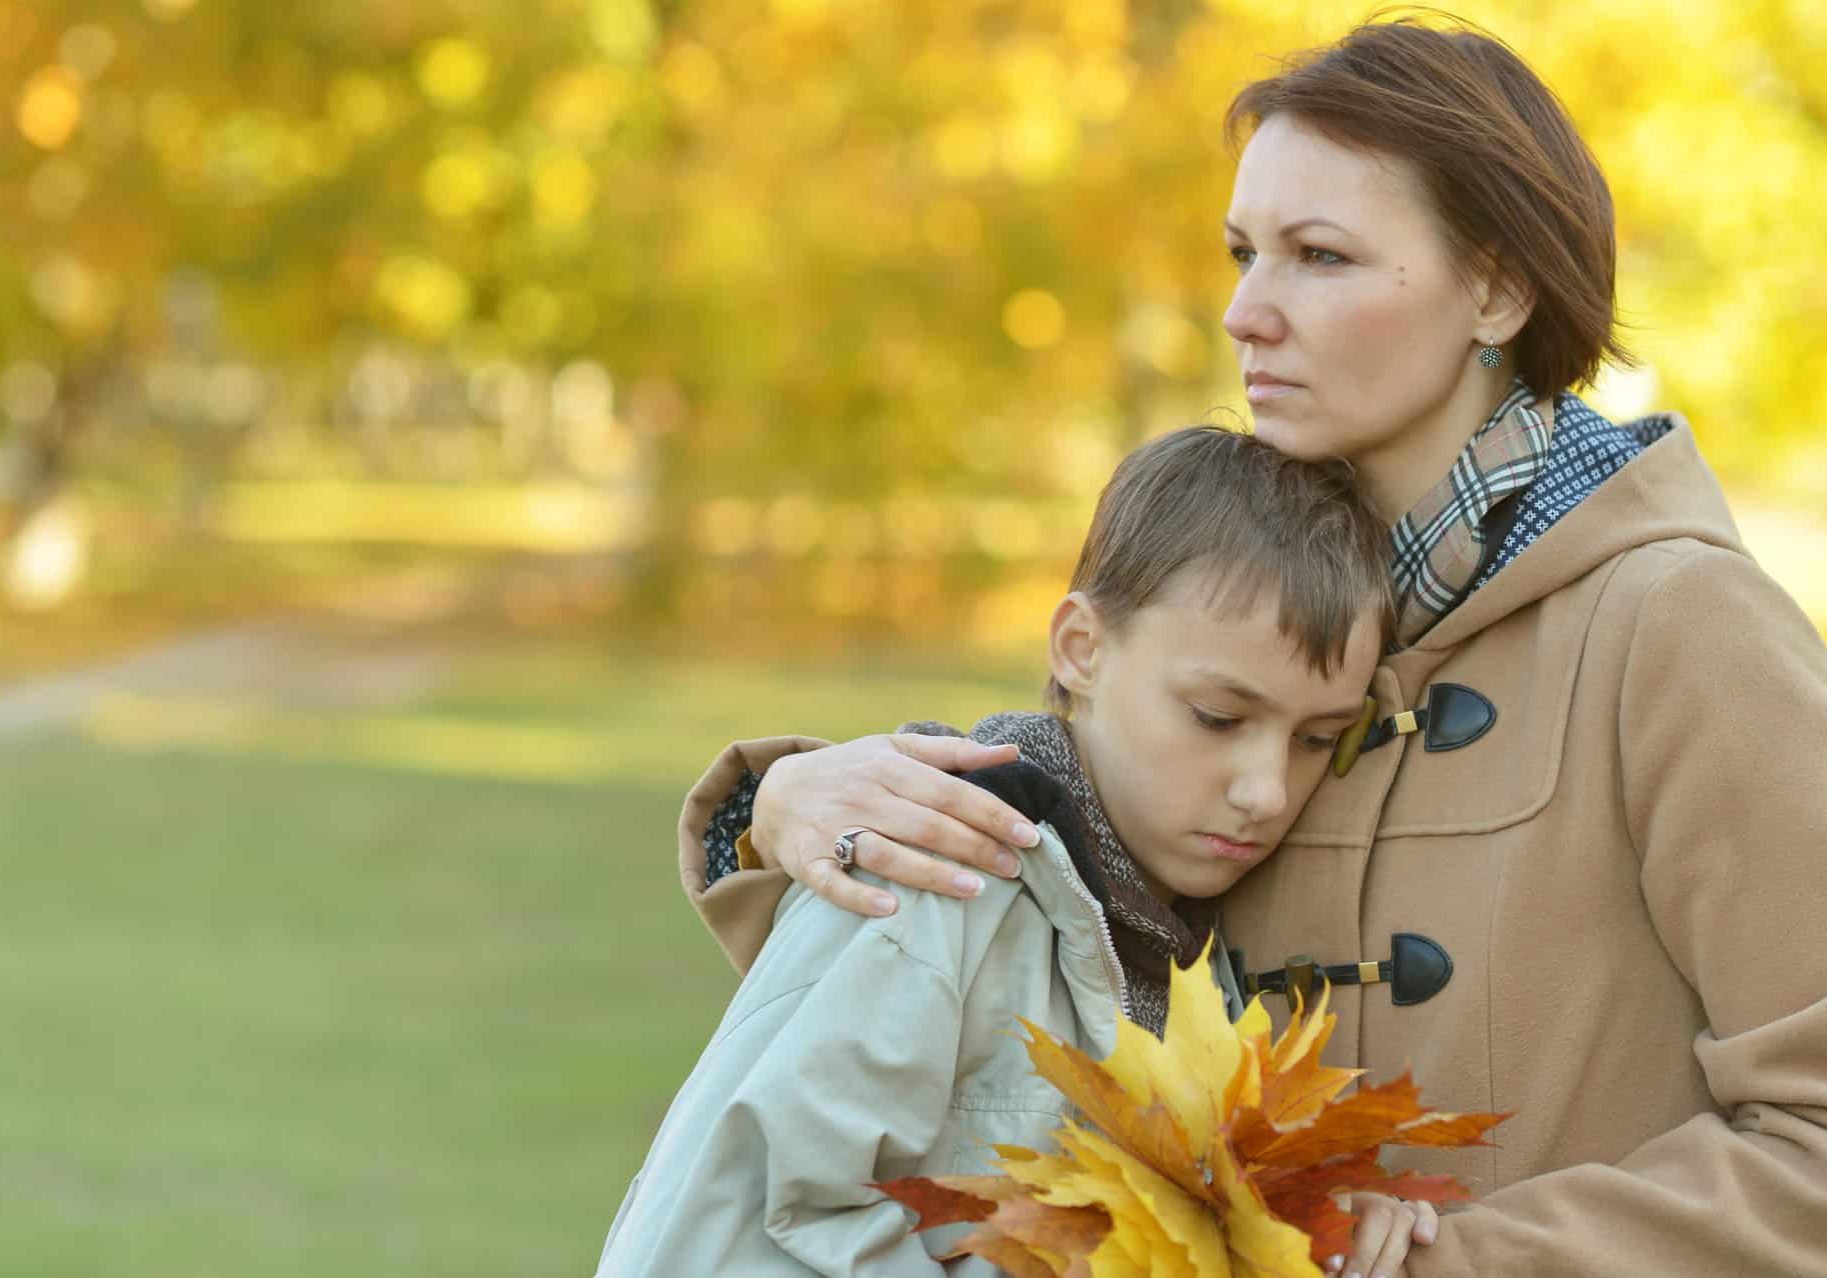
[1354,368,1520,523]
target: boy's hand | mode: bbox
[1324,1193,1439,1278]
[751,733,1040,917]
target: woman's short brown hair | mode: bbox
[1045,426,1393,716]
[1226,12,1631,396]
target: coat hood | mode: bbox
[1412,414,1744,653]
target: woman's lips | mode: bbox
[1197,833,1262,862]
[1245,381,1301,406]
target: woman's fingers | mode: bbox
[1342,1202,1396,1278]
[1369,1200,1423,1276]
[800,853,899,918]
[864,788,1027,883]
[1337,1193,1425,1278]
[850,824,994,899]
[888,732,1023,788]
[799,826,1000,917]
[884,740,1038,866]
[746,733,1044,918]
[1409,1200,1439,1246]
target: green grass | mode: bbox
[0,638,1041,1275]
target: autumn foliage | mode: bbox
[879,943,1508,1276]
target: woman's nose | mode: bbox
[1222,269,1287,347]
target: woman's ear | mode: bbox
[1474,255,1535,347]
[1049,592,1102,704]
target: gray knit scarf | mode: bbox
[905,711,1221,1036]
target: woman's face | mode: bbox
[1222,114,1497,489]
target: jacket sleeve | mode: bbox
[598,883,976,1277]
[681,735,831,974]
[680,724,970,974]
[1413,546,1827,1276]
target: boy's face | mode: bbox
[1049,570,1381,901]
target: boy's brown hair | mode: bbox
[1045,426,1393,715]
[1226,12,1631,396]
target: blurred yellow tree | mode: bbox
[2,0,1823,609]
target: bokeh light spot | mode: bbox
[375,254,472,340]
[660,42,725,118]
[1003,289,1065,350]
[532,148,598,230]
[693,498,759,557]
[535,67,630,140]
[422,151,494,220]
[822,502,880,558]
[590,0,658,63]
[17,65,83,150]
[763,495,824,557]
[929,114,997,180]
[1001,108,1075,183]
[30,254,117,336]
[417,38,491,110]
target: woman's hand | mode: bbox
[1324,1194,1439,1278]
[750,733,1042,917]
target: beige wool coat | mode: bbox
[676,419,1827,1275]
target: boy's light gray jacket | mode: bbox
[597,821,1126,1277]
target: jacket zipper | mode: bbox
[1059,854,1129,1020]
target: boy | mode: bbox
[600,427,1402,1275]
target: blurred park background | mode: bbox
[2,0,1823,1271]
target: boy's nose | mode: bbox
[1227,750,1289,824]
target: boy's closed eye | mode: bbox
[1189,706,1240,733]
[1189,706,1342,752]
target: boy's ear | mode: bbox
[1049,592,1102,701]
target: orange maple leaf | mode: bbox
[879,939,1510,1275]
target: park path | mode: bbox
[0,558,558,739]
[0,615,458,739]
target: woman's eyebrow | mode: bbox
[1223,216,1353,240]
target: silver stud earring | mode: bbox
[1477,342,1504,369]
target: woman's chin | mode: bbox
[1247,412,1336,463]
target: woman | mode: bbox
[673,18,1827,1276]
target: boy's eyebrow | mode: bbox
[1192,671,1364,723]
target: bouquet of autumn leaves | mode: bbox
[879,943,1508,1277]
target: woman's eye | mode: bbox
[1301,246,1347,266]
[1228,245,1255,269]
[1299,734,1342,753]
[1192,708,1240,733]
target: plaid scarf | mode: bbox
[1389,379,1555,647]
